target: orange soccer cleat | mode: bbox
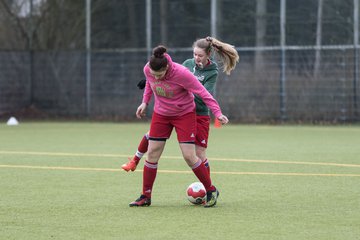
[121,157,138,172]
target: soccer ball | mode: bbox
[186,182,206,205]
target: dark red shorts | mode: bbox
[195,115,210,148]
[149,111,196,143]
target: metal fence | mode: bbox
[1,47,359,122]
[0,0,359,122]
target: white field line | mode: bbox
[0,150,359,168]
[0,164,359,177]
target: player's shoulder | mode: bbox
[173,61,191,73]
[143,63,150,72]
[182,58,194,66]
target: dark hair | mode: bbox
[149,45,168,71]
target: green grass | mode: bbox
[0,122,359,240]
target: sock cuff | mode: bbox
[145,132,150,140]
[135,151,145,158]
[191,159,202,169]
[145,160,158,169]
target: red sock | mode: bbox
[133,155,141,164]
[203,158,210,175]
[142,160,157,198]
[138,133,149,153]
[192,159,215,192]
[133,133,149,164]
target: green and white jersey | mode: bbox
[182,58,218,116]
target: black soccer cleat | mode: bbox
[129,194,151,207]
[204,188,219,208]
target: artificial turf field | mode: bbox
[0,122,359,240]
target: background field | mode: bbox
[0,122,359,240]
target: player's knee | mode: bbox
[182,154,197,167]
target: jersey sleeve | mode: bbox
[142,65,153,104]
[181,69,222,118]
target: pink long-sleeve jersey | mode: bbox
[142,53,222,118]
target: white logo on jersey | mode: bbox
[190,133,195,138]
[201,140,206,144]
[197,75,205,81]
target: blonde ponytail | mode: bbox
[206,37,239,75]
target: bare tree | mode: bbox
[0,0,29,50]
[35,1,85,50]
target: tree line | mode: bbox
[0,0,355,51]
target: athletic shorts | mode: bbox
[195,115,210,148]
[149,111,196,143]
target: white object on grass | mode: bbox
[7,117,19,126]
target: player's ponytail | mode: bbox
[207,37,239,75]
[194,37,239,75]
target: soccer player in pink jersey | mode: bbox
[129,45,229,208]
[123,37,239,176]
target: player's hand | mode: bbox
[217,115,229,125]
[136,103,147,119]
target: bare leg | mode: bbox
[196,145,210,174]
[179,143,198,166]
[195,145,206,161]
[147,140,166,163]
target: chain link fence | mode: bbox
[0,0,359,122]
[1,47,359,122]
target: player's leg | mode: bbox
[179,143,219,207]
[174,112,218,208]
[195,146,209,174]
[129,112,172,207]
[195,115,211,174]
[129,140,165,207]
[122,132,149,172]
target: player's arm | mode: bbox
[138,66,154,118]
[182,70,223,118]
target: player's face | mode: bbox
[150,65,168,79]
[193,47,209,68]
